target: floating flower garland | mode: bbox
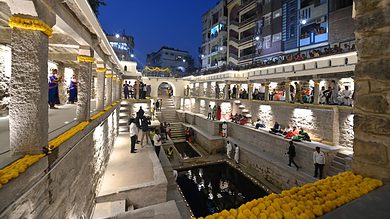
[193,171,383,219]
[144,66,171,72]
[77,55,95,63]
[8,16,53,37]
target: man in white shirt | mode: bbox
[153,130,162,157]
[340,86,352,106]
[226,141,232,158]
[222,121,228,137]
[129,118,138,153]
[234,144,239,164]
[313,146,325,179]
[207,105,212,119]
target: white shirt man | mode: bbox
[234,145,239,164]
[222,122,228,137]
[226,141,232,158]
[340,87,352,106]
[129,121,138,153]
[153,132,162,157]
[313,147,325,179]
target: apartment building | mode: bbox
[107,33,135,61]
[200,0,228,69]
[146,46,190,76]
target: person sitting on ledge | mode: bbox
[184,127,191,142]
[269,122,282,134]
[293,127,312,142]
[239,116,248,125]
[284,126,299,139]
[255,119,266,129]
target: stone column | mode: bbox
[225,82,231,100]
[206,82,212,97]
[9,25,49,154]
[193,98,200,113]
[285,81,291,102]
[313,80,321,104]
[105,76,112,106]
[76,61,92,122]
[236,84,241,99]
[352,0,390,181]
[91,75,96,100]
[264,83,270,101]
[248,83,254,100]
[96,70,105,110]
[57,63,68,104]
[112,77,117,102]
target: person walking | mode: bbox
[123,83,129,99]
[129,118,138,153]
[226,141,232,159]
[313,146,325,179]
[153,130,162,157]
[287,141,300,170]
[234,144,239,164]
[48,69,61,109]
[155,100,160,112]
[140,116,151,147]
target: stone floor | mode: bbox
[0,101,97,169]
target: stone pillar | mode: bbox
[96,70,105,110]
[206,82,211,97]
[313,80,321,104]
[9,25,49,154]
[105,76,112,106]
[118,79,122,100]
[264,83,270,101]
[225,82,231,100]
[285,81,291,102]
[112,77,117,102]
[352,0,390,181]
[76,61,92,122]
[193,98,200,113]
[248,83,254,100]
[91,75,96,100]
[57,63,68,104]
[236,84,241,99]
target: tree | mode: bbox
[88,0,106,16]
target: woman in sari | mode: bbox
[68,75,78,104]
[48,69,61,109]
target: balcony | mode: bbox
[239,35,254,44]
[239,15,257,28]
[239,54,253,61]
[240,0,257,11]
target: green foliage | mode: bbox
[88,0,106,16]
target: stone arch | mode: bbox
[157,81,176,97]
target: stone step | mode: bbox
[336,152,351,158]
[330,160,345,170]
[92,200,126,219]
[334,156,346,164]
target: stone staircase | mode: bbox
[160,98,178,123]
[234,99,252,120]
[328,152,352,176]
[119,101,130,133]
[169,123,186,142]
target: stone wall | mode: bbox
[0,44,11,116]
[178,98,354,148]
[352,0,390,182]
[0,107,119,218]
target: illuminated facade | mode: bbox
[107,34,135,61]
[146,47,190,76]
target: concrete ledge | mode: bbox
[115,200,181,219]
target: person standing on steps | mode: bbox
[234,144,239,164]
[155,100,160,112]
[207,105,212,119]
[129,118,138,153]
[313,146,325,179]
[153,130,162,157]
[287,141,300,170]
[226,141,232,159]
[222,121,228,137]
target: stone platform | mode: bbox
[96,133,168,209]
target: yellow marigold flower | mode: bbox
[229,209,237,216]
[251,207,260,216]
[259,213,268,219]
[312,205,323,216]
[221,210,229,217]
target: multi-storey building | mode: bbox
[200,0,228,69]
[146,46,190,76]
[216,0,354,68]
[107,34,135,61]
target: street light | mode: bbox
[255,36,260,41]
[183,59,186,63]
[130,54,135,58]
[115,33,120,38]
[219,46,223,51]
[297,18,307,55]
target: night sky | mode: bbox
[98,0,220,67]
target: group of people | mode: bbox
[231,113,249,125]
[207,105,222,120]
[184,127,194,143]
[48,69,78,109]
[225,141,240,164]
[123,80,149,99]
[268,122,311,142]
[287,142,326,179]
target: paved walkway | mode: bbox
[0,101,96,168]
[97,134,154,197]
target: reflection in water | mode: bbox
[177,163,268,217]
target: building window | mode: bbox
[272,32,281,42]
[273,8,282,18]
[263,35,271,49]
[264,13,271,26]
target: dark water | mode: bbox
[177,163,268,217]
[174,142,201,159]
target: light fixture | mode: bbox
[130,54,134,58]
[255,36,260,41]
[183,59,186,63]
[201,54,204,58]
[115,33,120,38]
[301,19,307,25]
[219,46,223,51]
